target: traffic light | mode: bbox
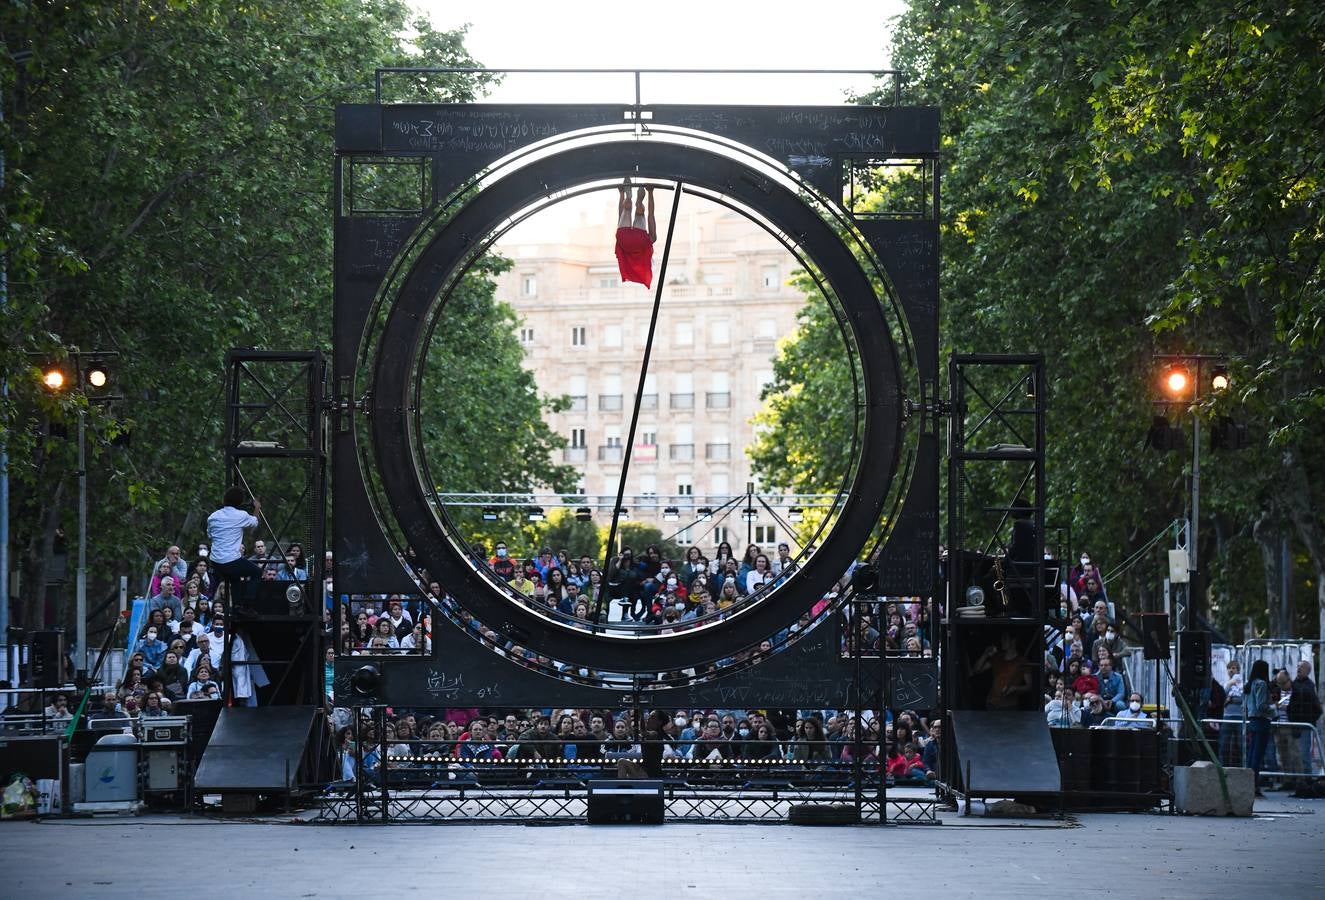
[1210,415,1249,451]
[1147,415,1182,451]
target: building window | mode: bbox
[639,474,657,496]
[675,321,694,346]
[710,473,730,496]
[712,526,730,546]
[522,274,538,297]
[677,482,693,496]
[571,326,587,347]
[755,525,777,544]
[710,320,730,344]
[641,430,657,446]
[598,276,620,288]
[675,527,693,547]
[519,327,535,345]
[603,324,622,347]
[758,318,776,339]
[570,428,586,448]
[761,265,780,289]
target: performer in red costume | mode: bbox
[615,180,656,287]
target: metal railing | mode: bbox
[562,447,587,463]
[1199,718,1324,778]
[598,394,623,411]
[669,443,695,461]
[669,392,694,410]
[705,392,731,409]
[597,445,624,462]
[705,442,731,460]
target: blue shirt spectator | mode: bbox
[1097,659,1125,711]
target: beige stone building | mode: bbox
[494,195,808,549]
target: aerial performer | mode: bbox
[615,179,656,287]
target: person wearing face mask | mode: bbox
[1112,692,1151,728]
[489,542,516,581]
[134,627,168,669]
[1092,617,1127,659]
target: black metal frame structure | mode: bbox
[201,67,955,825]
[940,354,1048,794]
[221,350,327,707]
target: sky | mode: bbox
[412,0,908,241]
[413,0,907,106]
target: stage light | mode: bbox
[42,367,67,391]
[350,664,381,697]
[481,507,499,520]
[787,507,804,522]
[696,507,713,521]
[616,508,629,520]
[742,507,758,522]
[1162,366,1190,397]
[285,583,303,609]
[526,506,545,522]
[1210,366,1230,392]
[574,507,592,522]
[662,506,680,521]
[85,366,109,389]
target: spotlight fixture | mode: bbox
[662,506,680,521]
[616,508,630,520]
[1210,365,1230,392]
[41,367,67,391]
[741,507,758,522]
[350,664,381,698]
[526,506,545,522]
[787,506,804,522]
[481,506,499,521]
[574,507,593,522]
[85,365,109,389]
[696,507,713,521]
[285,583,303,609]
[1161,365,1190,398]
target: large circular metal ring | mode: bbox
[369,138,902,673]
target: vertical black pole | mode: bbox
[594,182,684,629]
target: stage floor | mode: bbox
[3,792,1323,898]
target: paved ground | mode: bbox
[2,793,1323,898]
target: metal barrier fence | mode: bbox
[1199,718,1323,780]
[318,737,939,824]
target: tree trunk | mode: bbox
[22,479,65,631]
[1252,514,1282,637]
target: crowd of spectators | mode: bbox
[330,704,942,788]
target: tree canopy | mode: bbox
[0,2,565,633]
[753,0,1324,636]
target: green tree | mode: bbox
[0,2,544,636]
[751,1,1325,636]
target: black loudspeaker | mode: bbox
[586,780,664,824]
[1137,613,1170,660]
[1177,630,1211,691]
[29,630,65,688]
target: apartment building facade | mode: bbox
[495,200,807,548]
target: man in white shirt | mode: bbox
[207,486,262,603]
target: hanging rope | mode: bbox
[592,180,684,629]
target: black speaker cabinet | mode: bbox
[586,780,664,824]
[1177,630,1211,691]
[29,630,65,688]
[1137,613,1170,660]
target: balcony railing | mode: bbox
[563,447,587,463]
[567,395,587,412]
[705,442,731,460]
[634,443,657,461]
[670,392,695,410]
[639,393,658,410]
[705,391,731,409]
[598,445,624,462]
[598,394,623,411]
[670,443,695,461]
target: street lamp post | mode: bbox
[39,353,114,681]
[1154,354,1229,631]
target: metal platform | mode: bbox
[194,706,322,793]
